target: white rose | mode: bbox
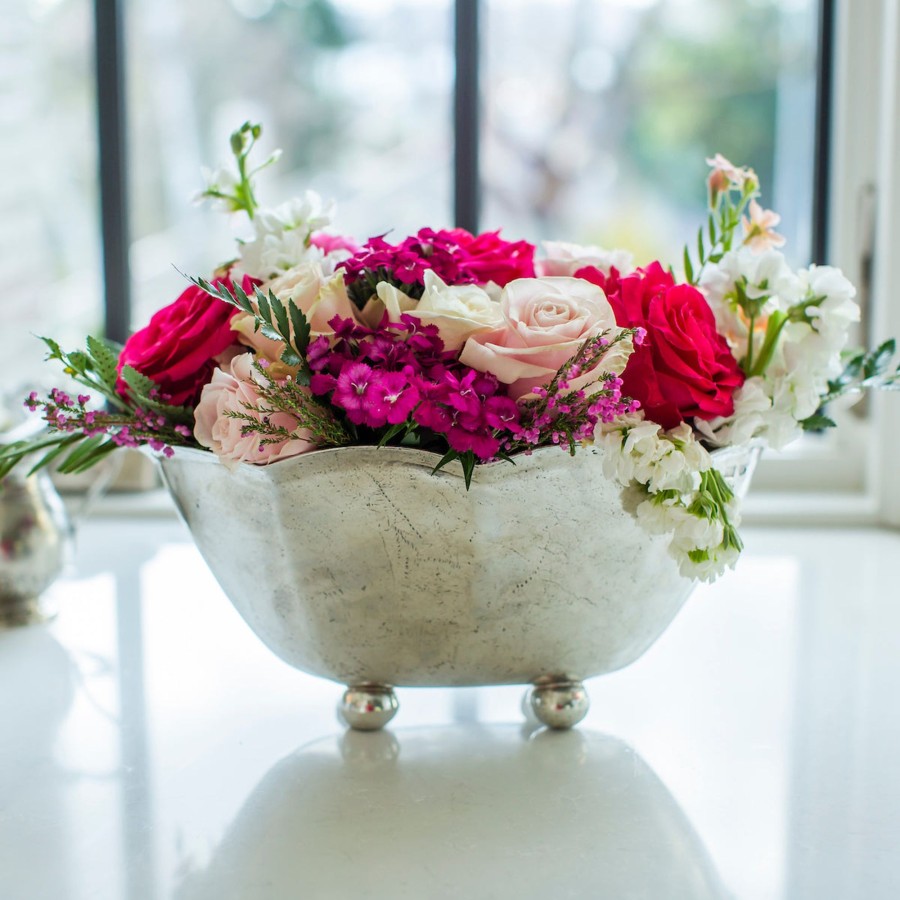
[411,271,503,351]
[366,272,504,351]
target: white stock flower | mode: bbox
[678,542,741,582]
[195,165,242,210]
[598,416,711,494]
[599,411,742,583]
[701,248,803,347]
[238,191,335,279]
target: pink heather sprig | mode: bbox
[24,389,193,457]
[508,329,642,455]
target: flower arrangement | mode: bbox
[3,124,898,581]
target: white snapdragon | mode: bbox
[238,191,335,280]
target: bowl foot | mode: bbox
[339,684,399,731]
[526,680,590,729]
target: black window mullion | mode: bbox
[812,0,836,265]
[94,0,131,344]
[454,0,481,233]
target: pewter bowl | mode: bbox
[159,443,757,729]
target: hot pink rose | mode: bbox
[447,228,537,286]
[117,275,255,407]
[578,262,745,430]
[458,276,626,400]
[193,352,315,466]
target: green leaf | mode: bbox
[56,435,116,474]
[460,451,476,489]
[256,289,271,326]
[683,247,694,284]
[121,365,159,400]
[39,335,64,360]
[863,339,896,379]
[288,300,311,356]
[86,335,121,392]
[262,288,291,341]
[0,433,71,462]
[377,422,408,448]
[67,350,91,375]
[697,228,705,264]
[279,346,303,369]
[119,366,193,423]
[799,413,837,431]
[430,448,459,476]
[27,434,84,475]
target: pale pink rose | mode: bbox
[459,276,628,400]
[537,241,634,278]
[193,353,314,467]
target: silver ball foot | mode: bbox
[339,684,399,731]
[526,680,589,729]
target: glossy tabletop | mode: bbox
[1,517,899,899]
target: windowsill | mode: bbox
[70,484,888,530]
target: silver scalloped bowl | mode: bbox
[159,443,757,729]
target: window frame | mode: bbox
[90,0,897,521]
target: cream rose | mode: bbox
[193,353,314,467]
[232,261,360,373]
[458,276,627,400]
[365,271,502,351]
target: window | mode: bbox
[4,0,897,521]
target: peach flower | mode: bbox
[193,352,314,467]
[233,261,360,362]
[741,200,786,252]
[459,276,628,400]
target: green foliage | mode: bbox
[119,366,194,425]
[0,432,117,479]
[39,334,128,411]
[224,360,349,449]
[824,340,900,402]
[431,448,478,489]
[799,413,837,433]
[193,276,313,384]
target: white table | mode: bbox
[2,517,899,899]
